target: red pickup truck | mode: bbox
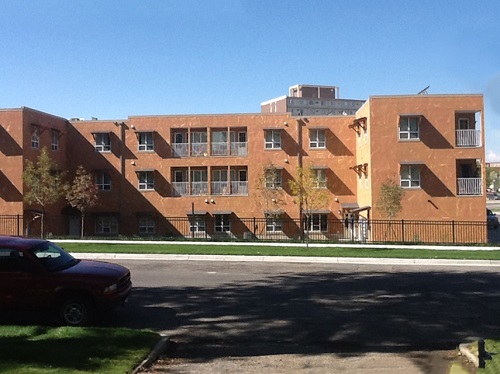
[0,236,132,326]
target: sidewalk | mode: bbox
[71,252,500,267]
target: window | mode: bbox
[138,215,155,235]
[265,213,282,232]
[265,168,282,189]
[212,169,228,194]
[265,130,281,149]
[191,169,208,195]
[399,117,420,140]
[191,131,208,156]
[31,126,40,149]
[95,172,111,191]
[313,169,327,188]
[51,129,59,151]
[214,214,231,232]
[400,165,421,188]
[189,215,206,232]
[211,130,228,156]
[95,216,119,235]
[309,129,326,148]
[138,132,154,151]
[94,133,111,152]
[138,171,155,191]
[172,132,188,157]
[305,213,328,232]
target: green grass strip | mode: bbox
[0,326,160,374]
[57,242,500,261]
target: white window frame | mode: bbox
[94,133,111,152]
[265,213,283,233]
[31,126,40,149]
[399,117,420,140]
[305,213,328,232]
[214,214,231,232]
[189,215,206,232]
[265,168,282,189]
[314,169,327,188]
[265,130,281,149]
[400,165,421,188]
[96,172,111,191]
[51,129,59,151]
[309,129,326,149]
[138,171,155,191]
[138,132,154,151]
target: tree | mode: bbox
[377,178,404,219]
[23,147,66,237]
[65,165,99,238]
[255,163,286,212]
[288,166,329,240]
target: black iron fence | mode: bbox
[1,214,490,245]
[0,215,24,237]
[162,216,488,245]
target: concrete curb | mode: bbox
[70,252,500,267]
[459,342,479,368]
[132,336,170,374]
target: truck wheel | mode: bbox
[59,298,91,326]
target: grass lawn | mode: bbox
[0,325,160,374]
[56,241,500,261]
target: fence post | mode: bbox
[252,217,256,238]
[452,220,455,244]
[17,214,21,237]
[401,219,405,243]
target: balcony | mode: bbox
[230,142,248,156]
[456,130,481,147]
[172,143,188,158]
[457,178,482,196]
[211,142,228,156]
[172,182,188,196]
[230,181,248,195]
[191,143,208,157]
[191,181,208,195]
[212,181,229,195]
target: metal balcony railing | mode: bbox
[456,129,481,147]
[230,142,248,156]
[211,142,228,156]
[172,143,188,157]
[230,181,248,195]
[457,178,482,195]
[172,182,189,196]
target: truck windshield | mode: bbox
[31,242,78,272]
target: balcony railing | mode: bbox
[191,143,208,157]
[456,130,481,147]
[230,181,248,195]
[211,142,228,156]
[172,143,188,158]
[457,178,482,195]
[211,181,229,195]
[230,142,248,156]
[172,182,188,196]
[191,181,208,195]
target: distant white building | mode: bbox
[261,84,366,116]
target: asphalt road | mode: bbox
[107,259,500,372]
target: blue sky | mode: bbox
[1,0,499,160]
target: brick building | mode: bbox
[0,92,487,242]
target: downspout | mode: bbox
[297,118,304,240]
